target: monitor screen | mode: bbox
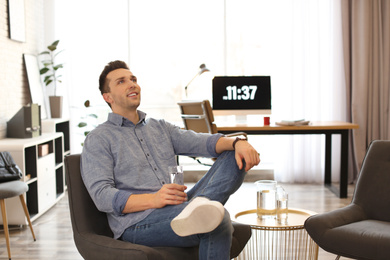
[212,76,271,115]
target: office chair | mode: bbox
[177,100,247,137]
[177,100,247,165]
[65,154,251,260]
[304,140,390,260]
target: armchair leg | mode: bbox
[335,256,341,260]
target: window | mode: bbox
[54,0,345,183]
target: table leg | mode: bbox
[339,130,349,198]
[324,133,332,186]
[325,131,349,198]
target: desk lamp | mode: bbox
[184,64,210,98]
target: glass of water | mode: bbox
[276,185,288,224]
[255,180,277,219]
[168,166,184,185]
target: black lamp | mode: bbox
[184,64,210,98]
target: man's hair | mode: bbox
[99,60,129,95]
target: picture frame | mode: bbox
[23,54,50,119]
[7,0,26,42]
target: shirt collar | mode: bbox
[108,110,147,127]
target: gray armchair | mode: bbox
[304,140,390,260]
[65,154,251,260]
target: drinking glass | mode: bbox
[255,180,277,219]
[168,166,184,185]
[276,185,288,224]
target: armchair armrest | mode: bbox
[304,204,367,242]
[225,132,248,139]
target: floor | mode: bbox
[0,182,355,260]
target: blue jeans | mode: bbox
[121,151,247,260]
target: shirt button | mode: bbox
[154,168,157,170]
[162,181,165,184]
[147,153,150,156]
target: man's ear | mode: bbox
[103,93,113,104]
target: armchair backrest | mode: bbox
[65,154,113,237]
[353,140,390,221]
[177,100,217,134]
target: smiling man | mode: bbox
[81,60,260,260]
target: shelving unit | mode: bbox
[42,118,70,156]
[0,133,65,225]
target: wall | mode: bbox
[0,0,44,139]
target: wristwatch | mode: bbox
[232,137,247,149]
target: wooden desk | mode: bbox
[217,121,359,198]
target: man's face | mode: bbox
[103,68,141,113]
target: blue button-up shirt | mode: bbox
[81,111,223,239]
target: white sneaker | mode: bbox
[170,197,225,237]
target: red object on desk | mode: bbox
[263,117,270,126]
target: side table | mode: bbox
[234,208,319,260]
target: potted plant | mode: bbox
[77,100,98,146]
[39,40,64,118]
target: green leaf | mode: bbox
[44,75,52,82]
[88,114,98,119]
[84,131,90,136]
[84,100,90,107]
[45,79,53,86]
[40,68,49,74]
[39,51,50,55]
[53,64,63,70]
[78,122,87,128]
[54,49,65,58]
[47,40,59,51]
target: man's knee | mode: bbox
[216,209,234,236]
[216,150,235,164]
[216,150,246,173]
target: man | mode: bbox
[81,60,260,259]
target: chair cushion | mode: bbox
[0,180,28,199]
[231,221,252,257]
[314,220,390,260]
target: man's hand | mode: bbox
[152,184,188,208]
[215,136,261,172]
[234,140,260,171]
[123,184,187,213]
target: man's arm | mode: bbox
[122,184,187,213]
[215,137,260,171]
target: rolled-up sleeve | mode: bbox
[113,190,132,215]
[207,134,224,157]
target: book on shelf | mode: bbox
[275,119,310,126]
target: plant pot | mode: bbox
[49,96,63,118]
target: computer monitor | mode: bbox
[212,76,271,116]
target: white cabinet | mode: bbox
[0,133,65,225]
[37,153,56,212]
